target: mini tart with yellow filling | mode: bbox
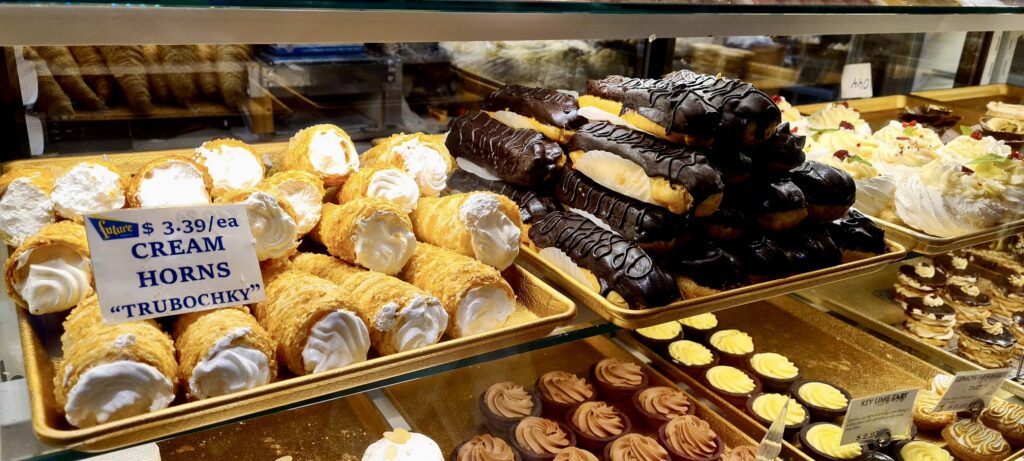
[677,313,719,343]
[745,392,810,438]
[704,365,761,407]
[748,352,802,393]
[791,380,851,423]
[633,321,683,351]
[799,423,863,461]
[667,339,719,375]
[707,329,755,368]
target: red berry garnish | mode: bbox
[839,102,850,108]
[961,166,975,175]
[834,150,850,160]
[1011,151,1022,160]
[792,127,799,134]
[839,121,855,130]
[771,95,782,103]
[970,131,983,140]
[896,136,911,141]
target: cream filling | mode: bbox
[393,139,449,197]
[456,284,515,337]
[65,360,174,428]
[241,192,298,261]
[455,157,501,181]
[366,169,420,213]
[577,105,648,134]
[308,129,359,177]
[189,328,270,400]
[573,150,654,204]
[135,160,211,208]
[460,194,520,270]
[196,144,264,192]
[361,431,445,461]
[302,309,371,374]
[271,179,322,235]
[14,245,92,315]
[0,177,55,246]
[52,164,125,220]
[490,110,540,131]
[352,211,417,275]
[538,247,600,292]
[391,296,448,353]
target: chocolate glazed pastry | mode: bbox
[826,210,887,262]
[446,111,564,187]
[586,75,713,143]
[707,150,754,186]
[664,240,746,292]
[699,199,747,242]
[567,122,725,216]
[743,122,807,173]
[447,169,561,224]
[789,162,855,222]
[555,170,679,251]
[776,226,842,273]
[529,211,680,308]
[662,69,781,146]
[482,85,587,131]
[728,234,793,283]
[743,179,808,232]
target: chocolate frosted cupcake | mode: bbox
[659,415,723,461]
[941,419,1011,461]
[980,399,1024,446]
[789,161,856,222]
[791,381,850,422]
[566,401,630,452]
[481,382,544,436]
[746,393,809,438]
[932,252,978,286]
[990,273,1024,319]
[451,434,522,461]
[799,423,863,461]
[632,386,696,430]
[956,319,1017,368]
[590,359,648,403]
[705,365,761,406]
[892,440,952,461]
[894,262,947,301]
[720,446,757,461]
[826,210,886,263]
[536,372,595,419]
[748,352,801,393]
[941,283,992,324]
[667,340,719,376]
[677,313,719,343]
[604,433,670,461]
[509,417,577,461]
[708,329,755,367]
[553,448,598,461]
[634,321,683,353]
[900,294,956,348]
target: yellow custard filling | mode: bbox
[752,393,807,426]
[668,340,713,367]
[798,382,848,410]
[709,329,754,355]
[678,313,718,330]
[805,424,861,459]
[706,366,755,394]
[750,353,799,380]
[898,441,953,461]
[635,321,681,341]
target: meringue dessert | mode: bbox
[193,138,265,197]
[4,221,92,315]
[362,428,444,461]
[0,168,56,246]
[51,162,127,221]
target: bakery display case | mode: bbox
[3,2,1024,461]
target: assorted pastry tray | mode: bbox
[866,215,1024,255]
[519,242,906,329]
[795,94,983,132]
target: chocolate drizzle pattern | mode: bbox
[662,69,781,145]
[446,111,564,187]
[789,161,856,207]
[529,211,680,307]
[556,170,678,244]
[826,210,887,254]
[587,75,718,136]
[482,85,586,130]
[447,169,561,223]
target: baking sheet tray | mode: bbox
[383,335,811,461]
[794,94,983,132]
[519,242,905,330]
[866,215,1024,256]
[912,84,1024,114]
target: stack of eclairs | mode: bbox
[446,72,887,309]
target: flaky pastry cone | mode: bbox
[360,132,455,197]
[260,170,325,235]
[411,192,522,270]
[0,167,57,246]
[216,189,299,261]
[126,156,213,208]
[54,296,177,428]
[253,269,370,375]
[311,199,417,275]
[336,166,420,213]
[291,253,447,355]
[281,124,359,187]
[398,243,516,338]
[4,221,92,315]
[51,161,129,221]
[193,138,266,198]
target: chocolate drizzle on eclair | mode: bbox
[959,319,1017,348]
[665,241,745,290]
[789,161,855,208]
[555,170,677,245]
[662,70,781,146]
[446,169,561,223]
[529,211,680,307]
[446,111,564,187]
[826,210,887,255]
[743,123,806,172]
[482,85,586,130]
[587,76,717,136]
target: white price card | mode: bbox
[932,369,1009,413]
[840,388,918,446]
[841,63,873,99]
[85,205,265,324]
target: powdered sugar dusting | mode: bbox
[459,194,501,229]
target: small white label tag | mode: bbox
[85,205,265,324]
[932,369,1009,413]
[841,63,873,99]
[840,388,918,446]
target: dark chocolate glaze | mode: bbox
[587,75,719,137]
[789,161,855,207]
[944,284,991,307]
[555,170,677,244]
[897,264,947,287]
[959,319,1017,348]
[567,122,724,204]
[529,211,680,307]
[826,210,887,254]
[662,70,781,146]
[744,179,806,213]
[743,123,806,172]
[481,85,586,130]
[707,150,753,185]
[898,105,962,129]
[855,451,895,461]
[663,240,745,290]
[727,234,792,279]
[904,295,955,318]
[446,111,564,187]
[699,201,747,242]
[776,226,842,272]
[932,252,978,280]
[446,169,561,224]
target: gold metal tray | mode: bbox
[1,142,289,175]
[865,215,1024,256]
[383,335,811,461]
[794,95,983,132]
[519,242,906,330]
[912,84,1024,114]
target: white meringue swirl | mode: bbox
[188,327,271,400]
[14,245,92,315]
[65,360,174,428]
[366,169,420,213]
[456,284,515,337]
[241,192,299,261]
[302,309,371,374]
[460,194,521,270]
[391,295,448,353]
[393,139,450,197]
[352,210,417,275]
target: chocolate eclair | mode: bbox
[482,85,587,144]
[788,162,855,222]
[743,122,807,173]
[776,226,842,273]
[555,170,679,251]
[447,169,561,224]
[529,211,680,308]
[663,240,746,297]
[743,179,808,232]
[956,319,1017,368]
[699,198,747,242]
[826,210,887,262]
[566,121,724,216]
[728,234,793,283]
[662,69,781,147]
[581,75,700,144]
[446,111,564,187]
[932,251,978,286]
[707,149,753,185]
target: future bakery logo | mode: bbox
[87,217,140,241]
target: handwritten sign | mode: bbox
[840,389,918,446]
[85,205,265,324]
[932,369,1009,413]
[841,63,873,99]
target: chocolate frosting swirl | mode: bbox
[721,446,758,461]
[594,359,644,388]
[482,85,586,130]
[485,382,535,418]
[944,419,1010,456]
[529,211,680,307]
[554,448,600,461]
[515,417,571,455]
[608,433,670,461]
[538,371,594,405]
[789,161,856,207]
[571,402,625,438]
[663,415,718,459]
[447,169,561,224]
[959,319,1016,348]
[457,434,517,461]
[446,111,563,187]
[556,170,679,244]
[826,210,887,254]
[637,386,693,420]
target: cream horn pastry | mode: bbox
[216,189,299,261]
[4,221,92,315]
[397,243,515,338]
[259,170,325,236]
[361,132,455,197]
[51,161,128,221]
[193,138,265,197]
[254,268,370,374]
[312,199,417,275]
[337,166,420,213]
[0,168,56,247]
[446,169,562,225]
[566,122,724,216]
[446,111,564,188]
[481,84,587,144]
[54,295,177,428]
[126,156,212,208]
[410,192,522,270]
[172,307,277,400]
[291,253,450,351]
[281,124,359,187]
[530,211,679,307]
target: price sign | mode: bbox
[85,205,265,324]
[932,369,1009,413]
[841,63,873,99]
[840,388,918,446]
